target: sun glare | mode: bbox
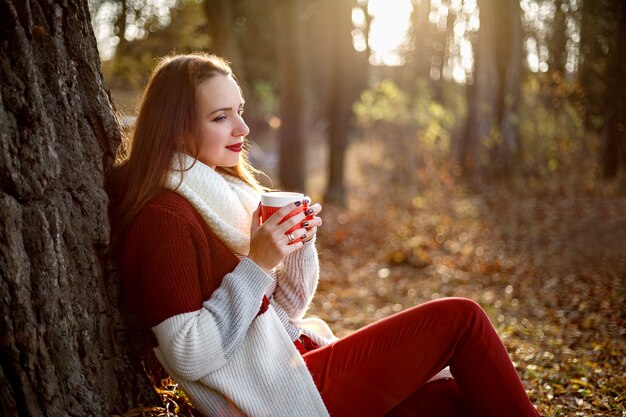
[362,0,478,83]
[367,0,413,66]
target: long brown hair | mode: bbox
[108,53,264,252]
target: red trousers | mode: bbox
[302,298,540,417]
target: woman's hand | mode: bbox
[248,199,323,273]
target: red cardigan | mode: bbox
[120,190,264,329]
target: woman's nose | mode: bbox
[234,116,250,137]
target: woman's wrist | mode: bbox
[246,254,273,274]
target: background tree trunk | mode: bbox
[406,0,434,81]
[600,0,626,179]
[460,0,498,178]
[276,0,306,191]
[495,0,522,172]
[324,0,356,206]
[0,0,156,415]
[548,0,567,75]
[204,0,247,86]
[578,0,611,134]
[460,0,522,179]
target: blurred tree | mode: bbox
[431,2,457,102]
[578,0,612,134]
[405,0,432,81]
[543,0,569,110]
[548,0,567,74]
[101,0,211,92]
[276,0,306,191]
[0,0,158,414]
[404,0,446,100]
[324,0,364,206]
[91,0,183,62]
[403,1,468,97]
[113,0,129,68]
[599,0,626,179]
[578,0,626,178]
[460,0,522,178]
[203,0,247,85]
[236,0,279,139]
[306,1,335,126]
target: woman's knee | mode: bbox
[437,297,489,323]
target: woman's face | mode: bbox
[186,74,249,169]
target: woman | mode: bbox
[108,52,541,417]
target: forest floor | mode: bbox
[306,139,626,417]
[138,138,625,417]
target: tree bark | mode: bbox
[0,0,156,415]
[276,0,306,191]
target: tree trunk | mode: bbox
[548,0,567,74]
[430,4,456,102]
[324,0,356,206]
[276,0,306,191]
[306,0,334,124]
[460,0,499,179]
[406,0,434,81]
[600,0,626,179]
[460,0,521,179]
[0,0,156,415]
[108,0,129,89]
[578,0,611,134]
[116,0,128,57]
[543,0,569,111]
[203,0,247,85]
[495,0,522,172]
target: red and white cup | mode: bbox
[260,191,311,238]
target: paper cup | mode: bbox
[261,191,305,221]
[261,192,311,237]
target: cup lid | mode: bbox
[261,191,304,207]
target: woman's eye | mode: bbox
[214,114,227,122]
[238,109,244,116]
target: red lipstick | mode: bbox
[225,142,243,152]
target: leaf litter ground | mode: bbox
[309,157,625,417]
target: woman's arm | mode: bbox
[272,237,320,320]
[126,205,272,381]
[152,258,271,381]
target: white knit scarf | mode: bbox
[165,154,261,256]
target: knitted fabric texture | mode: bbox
[166,153,260,256]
